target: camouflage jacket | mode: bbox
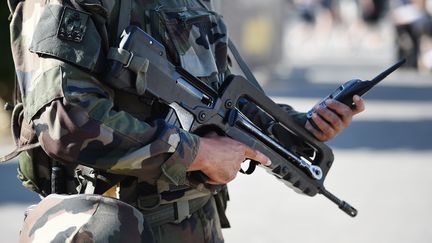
[9,0,306,204]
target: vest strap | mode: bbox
[139,195,211,227]
[228,39,264,92]
[107,47,150,95]
[0,103,41,163]
[0,143,40,163]
[117,0,132,38]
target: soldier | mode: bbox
[6,0,364,242]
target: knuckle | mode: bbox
[313,115,323,126]
[329,114,339,126]
[250,149,257,159]
[312,113,322,124]
[320,124,332,134]
[317,107,327,115]
[240,144,247,155]
[336,118,344,129]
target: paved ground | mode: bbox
[1,9,432,243]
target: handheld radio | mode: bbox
[307,59,406,121]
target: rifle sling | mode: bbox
[228,39,264,92]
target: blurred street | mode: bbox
[1,3,432,243]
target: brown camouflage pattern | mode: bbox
[20,194,224,243]
[10,0,227,242]
[10,0,304,242]
[19,194,155,243]
[11,0,207,192]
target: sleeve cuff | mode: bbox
[278,104,307,126]
[288,111,308,126]
[157,129,200,192]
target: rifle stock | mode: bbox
[107,25,357,217]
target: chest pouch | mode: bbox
[158,7,228,79]
[105,0,229,93]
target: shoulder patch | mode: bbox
[57,7,89,43]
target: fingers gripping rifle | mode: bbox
[107,26,357,217]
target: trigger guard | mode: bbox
[240,160,259,175]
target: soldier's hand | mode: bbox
[188,133,271,184]
[305,95,365,141]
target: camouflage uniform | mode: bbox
[19,194,155,242]
[8,0,306,242]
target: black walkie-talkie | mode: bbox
[307,59,406,124]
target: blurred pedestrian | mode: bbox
[360,0,388,25]
[390,0,432,69]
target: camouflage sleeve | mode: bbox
[278,104,308,126]
[31,62,199,186]
[10,0,200,188]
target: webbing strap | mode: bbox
[0,103,41,163]
[117,0,132,38]
[7,0,21,14]
[228,39,264,92]
[107,47,131,64]
[107,47,150,95]
[0,143,40,163]
[140,195,211,227]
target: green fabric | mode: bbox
[29,4,102,72]
[24,66,65,122]
[18,150,41,193]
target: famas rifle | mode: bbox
[107,25,357,217]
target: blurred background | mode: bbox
[1,0,432,242]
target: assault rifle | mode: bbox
[107,26,357,217]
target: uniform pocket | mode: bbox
[18,147,53,197]
[159,8,228,78]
